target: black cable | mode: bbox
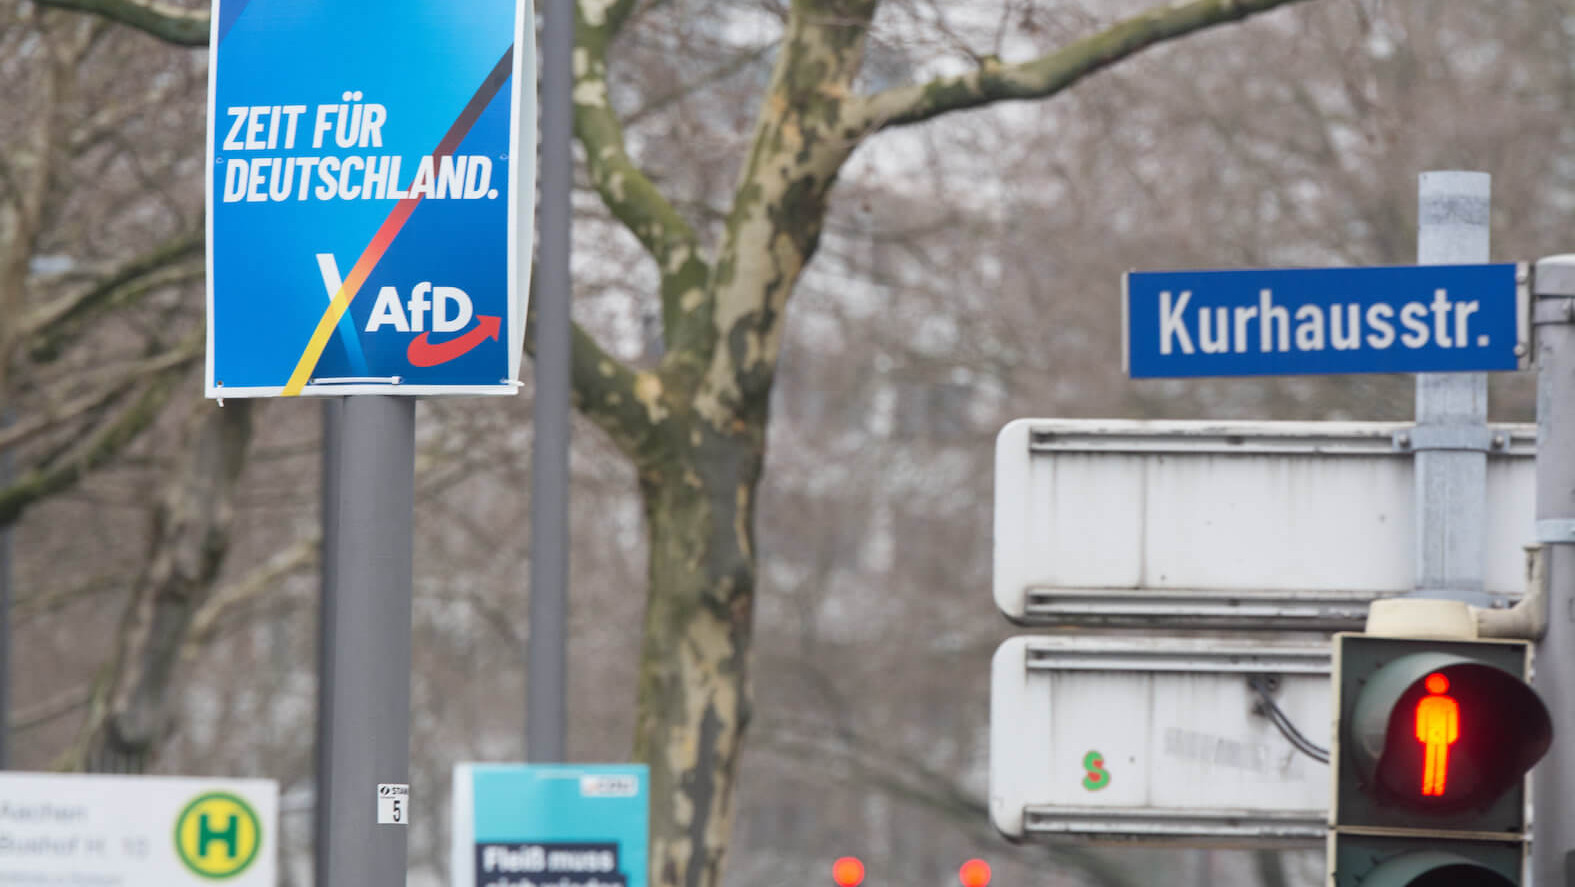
[1248,675,1330,764]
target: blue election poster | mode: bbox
[452,764,649,887]
[205,0,535,397]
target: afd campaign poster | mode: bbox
[205,0,534,397]
[451,764,649,887]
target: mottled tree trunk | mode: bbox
[623,4,875,884]
[634,424,763,887]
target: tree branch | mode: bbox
[574,0,711,357]
[73,396,253,774]
[570,322,675,466]
[523,294,670,466]
[23,229,203,357]
[852,0,1312,132]
[31,0,209,46]
[14,574,119,624]
[0,336,196,525]
[186,534,316,652]
[11,684,93,735]
[0,350,188,462]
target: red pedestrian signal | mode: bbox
[1347,653,1549,815]
[1415,672,1458,797]
[832,857,865,887]
[1331,634,1553,885]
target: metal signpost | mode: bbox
[204,2,536,884]
[1530,255,1575,886]
[529,0,573,768]
[1412,173,1497,609]
[990,636,1330,845]
[450,764,649,887]
[990,173,1569,877]
[0,772,278,884]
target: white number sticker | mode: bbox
[376,783,409,825]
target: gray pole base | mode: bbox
[315,396,414,886]
[526,0,572,765]
[1532,254,1575,887]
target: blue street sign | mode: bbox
[1123,264,1524,379]
[205,0,535,397]
[451,764,649,887]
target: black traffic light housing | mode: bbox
[1329,633,1552,886]
[1330,835,1521,887]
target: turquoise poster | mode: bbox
[451,764,649,887]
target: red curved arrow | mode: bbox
[406,315,501,367]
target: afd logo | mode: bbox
[316,253,500,368]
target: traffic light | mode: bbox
[831,857,865,887]
[1329,633,1553,885]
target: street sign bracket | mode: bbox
[1020,585,1389,631]
[1020,635,1333,675]
[1021,805,1326,845]
[1394,425,1501,453]
[1536,520,1575,544]
[1533,296,1575,324]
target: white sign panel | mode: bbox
[994,419,1536,628]
[990,635,1330,845]
[0,772,277,885]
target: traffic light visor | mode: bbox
[1349,653,1551,814]
[1361,850,1515,886]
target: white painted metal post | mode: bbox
[1413,172,1494,606]
[1531,254,1575,887]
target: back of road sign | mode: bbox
[1123,264,1525,378]
[994,419,1536,629]
[206,0,535,397]
[990,635,1329,845]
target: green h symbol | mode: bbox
[198,813,239,859]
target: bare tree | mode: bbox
[24,0,1326,884]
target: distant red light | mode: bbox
[959,859,992,887]
[832,857,865,887]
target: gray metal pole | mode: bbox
[0,415,13,771]
[527,0,571,764]
[1531,254,1575,887]
[1413,171,1494,606]
[317,396,414,887]
[313,398,342,887]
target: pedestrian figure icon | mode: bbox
[1415,672,1459,797]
